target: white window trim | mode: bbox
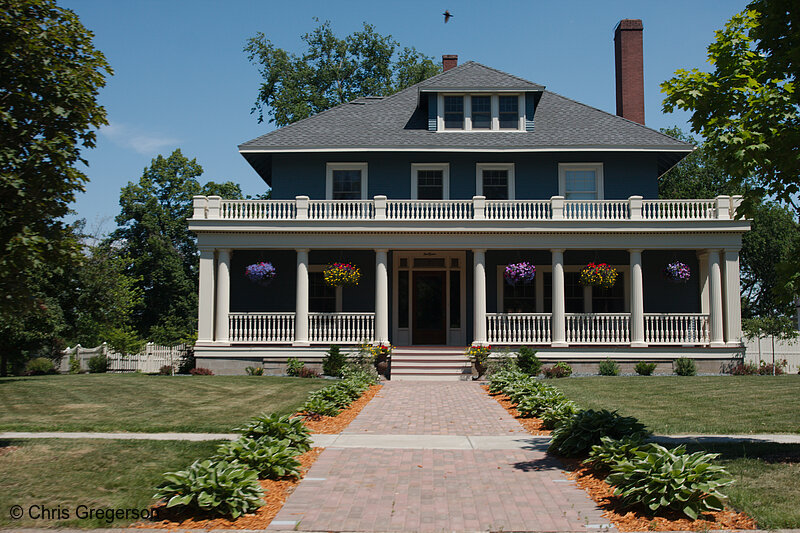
[410,163,450,200]
[437,93,525,132]
[326,162,368,200]
[558,162,604,200]
[308,265,342,312]
[476,163,515,200]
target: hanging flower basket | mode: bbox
[504,262,536,286]
[580,262,618,289]
[323,262,361,287]
[245,262,276,287]
[664,261,691,283]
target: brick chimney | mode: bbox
[614,19,644,125]
[442,54,458,72]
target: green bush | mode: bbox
[245,366,264,376]
[301,397,340,418]
[87,354,108,373]
[237,414,311,452]
[543,361,572,378]
[154,459,263,518]
[584,435,657,470]
[322,345,347,377]
[486,352,518,375]
[487,367,527,394]
[25,357,57,376]
[285,357,303,376]
[548,409,651,457]
[516,387,569,418]
[69,355,81,374]
[634,361,657,376]
[674,357,696,376]
[598,359,620,376]
[214,437,302,479]
[517,346,542,376]
[540,400,579,430]
[605,444,733,519]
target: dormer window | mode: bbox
[471,96,491,129]
[498,95,519,129]
[436,94,524,131]
[443,96,464,129]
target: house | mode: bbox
[189,20,750,377]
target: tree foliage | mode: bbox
[0,0,112,326]
[245,20,441,126]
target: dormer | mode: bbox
[417,57,545,132]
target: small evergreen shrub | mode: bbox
[237,414,311,452]
[673,357,696,376]
[190,367,214,376]
[543,361,573,378]
[214,437,302,479]
[87,354,109,374]
[298,366,320,378]
[25,357,57,376]
[634,361,657,376]
[322,344,347,377]
[517,346,542,376]
[598,359,620,376]
[159,365,173,375]
[245,366,264,376]
[285,358,303,376]
[154,459,263,518]
[548,409,651,457]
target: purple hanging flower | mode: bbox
[664,261,691,283]
[504,262,536,286]
[245,262,277,286]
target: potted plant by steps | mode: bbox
[465,344,491,380]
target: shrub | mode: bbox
[285,357,303,376]
[298,366,320,378]
[158,365,173,375]
[759,359,788,375]
[154,459,263,518]
[517,346,542,376]
[548,409,651,457]
[25,357,57,376]
[584,435,656,470]
[190,367,214,376]
[606,444,733,519]
[245,366,264,376]
[87,354,109,374]
[729,361,758,375]
[322,345,347,377]
[540,400,580,430]
[69,354,81,374]
[673,357,696,376]
[487,367,527,394]
[598,359,620,376]
[301,397,340,418]
[214,437,302,479]
[237,414,311,452]
[634,361,657,376]
[516,387,569,418]
[486,352,517,375]
[543,361,573,378]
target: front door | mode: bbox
[412,271,446,344]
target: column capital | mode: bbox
[217,248,232,255]
[472,249,487,254]
[198,247,215,255]
[295,248,310,254]
[627,248,643,254]
[374,248,389,254]
[723,247,741,254]
[550,248,565,254]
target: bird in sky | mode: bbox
[443,10,453,23]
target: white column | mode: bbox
[629,249,646,347]
[551,249,567,347]
[708,250,725,347]
[723,249,742,346]
[697,251,710,315]
[473,249,487,345]
[197,248,215,343]
[214,249,231,343]
[374,249,389,343]
[294,249,310,346]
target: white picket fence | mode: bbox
[744,336,800,373]
[60,342,189,374]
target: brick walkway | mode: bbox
[269,381,614,532]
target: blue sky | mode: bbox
[60,0,749,232]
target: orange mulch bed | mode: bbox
[301,383,382,434]
[482,384,551,436]
[562,459,757,532]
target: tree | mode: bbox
[110,149,243,344]
[245,20,441,126]
[0,0,112,330]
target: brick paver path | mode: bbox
[269,381,614,532]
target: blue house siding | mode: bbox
[231,250,297,313]
[643,251,701,313]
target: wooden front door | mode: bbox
[412,271,446,344]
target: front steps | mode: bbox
[390,346,472,381]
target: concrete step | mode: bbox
[389,346,472,381]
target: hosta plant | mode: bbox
[543,361,573,378]
[237,414,311,452]
[214,437,302,479]
[540,400,579,430]
[584,435,657,470]
[308,386,353,409]
[548,409,651,457]
[515,388,569,418]
[301,397,340,418]
[605,445,733,519]
[154,460,264,518]
[487,368,526,394]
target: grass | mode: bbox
[549,375,800,434]
[0,438,220,528]
[0,374,329,433]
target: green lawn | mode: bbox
[0,374,329,433]
[0,438,220,528]
[550,375,800,435]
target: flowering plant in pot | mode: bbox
[245,262,276,286]
[465,344,491,380]
[323,262,361,287]
[664,261,691,283]
[579,262,618,289]
[504,262,536,286]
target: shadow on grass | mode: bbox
[681,441,800,463]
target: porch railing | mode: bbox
[229,313,295,343]
[386,199,472,220]
[566,313,631,344]
[308,200,373,220]
[644,313,709,345]
[641,200,716,220]
[485,200,550,220]
[309,312,375,344]
[563,200,628,220]
[486,313,551,344]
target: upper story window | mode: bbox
[471,96,491,129]
[411,163,450,200]
[326,162,368,199]
[437,94,524,131]
[443,96,464,129]
[558,163,604,200]
[498,95,519,129]
[476,163,515,200]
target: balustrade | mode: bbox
[644,313,709,344]
[229,313,295,343]
[485,200,550,220]
[486,313,551,344]
[308,200,373,220]
[566,313,631,344]
[220,200,296,220]
[564,200,628,220]
[308,312,375,343]
[642,200,716,220]
[386,200,472,220]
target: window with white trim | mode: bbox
[326,163,368,199]
[309,266,341,312]
[476,163,515,200]
[411,163,449,200]
[498,95,519,129]
[558,163,604,200]
[436,93,524,131]
[471,95,491,129]
[443,95,464,129]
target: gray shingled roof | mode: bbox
[417,61,545,91]
[239,61,692,153]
